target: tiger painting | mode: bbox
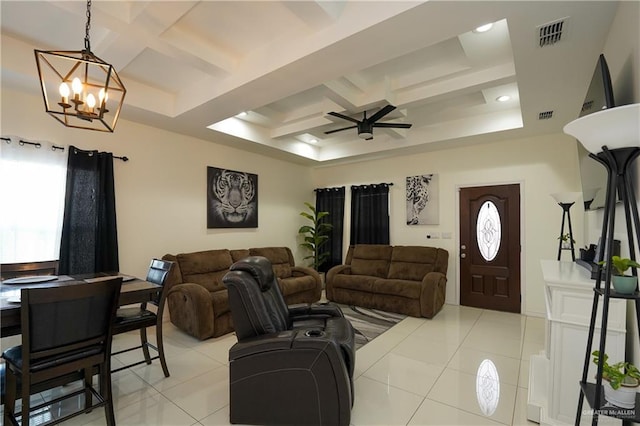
[207,167,258,228]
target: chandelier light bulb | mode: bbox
[59,82,70,98]
[58,82,71,107]
[71,77,82,95]
[86,93,96,112]
[99,88,107,103]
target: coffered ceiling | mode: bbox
[0,1,622,165]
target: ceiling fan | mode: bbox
[324,104,412,140]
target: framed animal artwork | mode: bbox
[406,174,439,225]
[207,167,258,228]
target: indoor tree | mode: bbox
[298,202,333,270]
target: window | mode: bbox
[476,200,501,261]
[0,140,67,262]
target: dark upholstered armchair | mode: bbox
[223,256,355,426]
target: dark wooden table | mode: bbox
[0,273,161,337]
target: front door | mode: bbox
[459,184,521,313]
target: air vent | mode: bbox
[538,111,554,120]
[581,100,594,113]
[538,18,566,47]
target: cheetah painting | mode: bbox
[406,174,439,225]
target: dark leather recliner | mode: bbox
[223,256,355,426]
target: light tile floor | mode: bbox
[1,304,545,425]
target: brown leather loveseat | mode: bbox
[326,244,449,318]
[162,247,321,340]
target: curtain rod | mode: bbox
[351,182,394,187]
[1,136,128,161]
[314,186,345,192]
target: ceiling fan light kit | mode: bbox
[325,104,412,140]
[34,0,126,132]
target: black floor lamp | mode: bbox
[564,103,640,425]
[551,192,581,261]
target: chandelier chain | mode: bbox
[84,0,92,51]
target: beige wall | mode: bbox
[312,133,584,316]
[1,88,315,279]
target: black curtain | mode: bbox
[350,183,391,245]
[315,187,345,273]
[58,146,119,275]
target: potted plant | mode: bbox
[298,202,333,271]
[592,350,640,408]
[558,233,575,249]
[600,255,640,294]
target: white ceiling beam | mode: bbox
[271,116,330,139]
[396,63,516,107]
[160,26,236,75]
[282,1,345,30]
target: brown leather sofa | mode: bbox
[162,247,321,340]
[326,244,449,318]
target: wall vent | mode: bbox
[581,100,594,114]
[538,111,554,120]
[538,18,566,47]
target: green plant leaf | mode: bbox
[592,350,639,390]
[300,212,314,221]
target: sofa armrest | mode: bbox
[419,272,447,318]
[326,264,351,282]
[166,283,215,340]
[288,302,345,319]
[325,265,351,300]
[291,265,322,298]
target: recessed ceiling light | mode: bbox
[236,111,248,117]
[474,23,493,33]
[309,139,318,144]
[496,95,510,102]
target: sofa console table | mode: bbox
[527,260,626,425]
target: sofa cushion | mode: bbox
[330,274,378,293]
[230,249,250,262]
[350,245,393,278]
[250,247,293,278]
[278,276,316,297]
[372,278,422,299]
[177,249,233,292]
[387,246,438,281]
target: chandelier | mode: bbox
[34,0,126,132]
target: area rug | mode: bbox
[337,304,407,350]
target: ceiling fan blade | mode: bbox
[373,122,413,129]
[327,111,360,124]
[365,136,374,141]
[324,125,357,135]
[368,105,396,123]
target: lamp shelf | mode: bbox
[593,288,640,300]
[579,382,640,422]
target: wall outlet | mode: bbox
[427,232,440,239]
[442,232,452,239]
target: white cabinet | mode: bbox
[528,260,626,425]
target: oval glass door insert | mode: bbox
[476,201,501,261]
